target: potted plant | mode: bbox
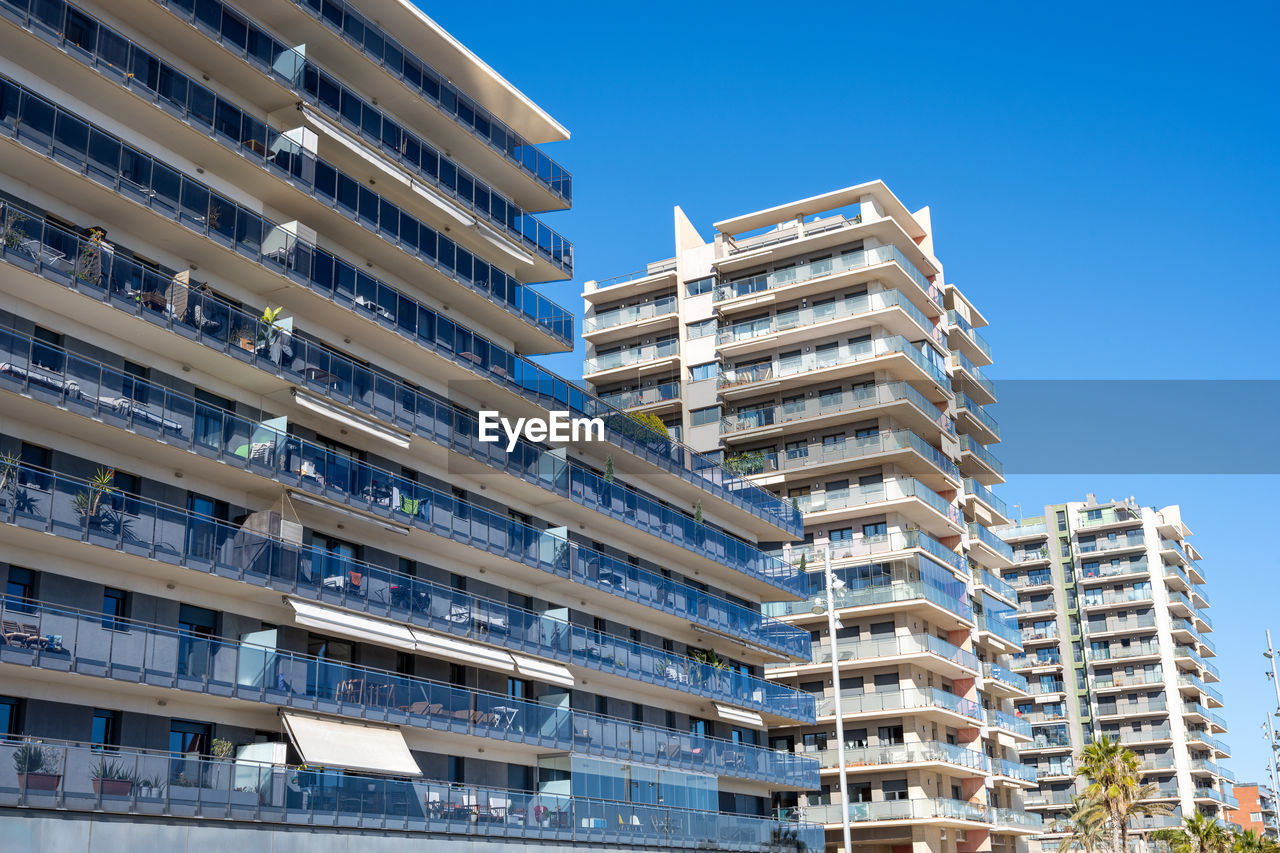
[0,450,19,496]
[75,228,106,285]
[207,736,234,790]
[73,467,117,526]
[254,306,286,356]
[90,757,136,796]
[137,774,165,798]
[13,741,60,790]
[1,208,27,250]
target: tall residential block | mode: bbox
[0,0,825,849]
[997,498,1232,848]
[584,182,1041,853]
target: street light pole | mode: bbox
[823,549,854,853]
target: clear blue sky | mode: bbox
[422,1,1280,782]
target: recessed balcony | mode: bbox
[718,336,950,401]
[791,478,963,538]
[582,339,680,383]
[720,381,952,444]
[582,294,678,346]
[727,429,959,492]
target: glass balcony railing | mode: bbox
[967,522,1015,562]
[1081,560,1149,581]
[794,478,962,527]
[0,71,573,344]
[1114,726,1173,745]
[812,634,980,673]
[1025,790,1076,807]
[719,336,948,389]
[950,351,995,399]
[1008,570,1052,588]
[988,710,1032,738]
[741,429,959,482]
[815,687,985,724]
[597,382,681,410]
[945,310,992,360]
[0,456,810,668]
[583,339,679,374]
[1085,614,1157,635]
[984,662,1029,692]
[584,296,678,333]
[148,0,573,256]
[805,798,1009,826]
[717,289,944,349]
[994,758,1038,783]
[807,741,990,774]
[955,392,1000,438]
[1082,586,1155,608]
[715,244,940,306]
[0,737,820,850]
[0,199,800,540]
[964,478,1008,518]
[1185,730,1231,755]
[1097,698,1168,717]
[1190,760,1234,782]
[997,520,1047,539]
[777,529,966,576]
[1087,642,1161,663]
[1077,506,1143,529]
[0,597,817,788]
[978,613,1024,648]
[720,381,953,436]
[1077,532,1147,555]
[0,324,802,600]
[1020,626,1059,644]
[767,578,974,624]
[981,570,1017,602]
[282,0,572,201]
[958,434,1004,477]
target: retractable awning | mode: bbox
[714,703,764,727]
[409,628,516,671]
[280,713,421,777]
[286,598,415,651]
[510,653,575,687]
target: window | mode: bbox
[19,442,50,489]
[193,389,234,449]
[1086,509,1103,521]
[688,362,717,382]
[882,779,909,801]
[4,567,36,611]
[1057,510,1067,531]
[121,361,149,404]
[687,318,716,339]
[91,708,121,750]
[178,604,217,677]
[685,277,714,297]
[508,678,531,700]
[31,326,64,372]
[690,406,720,427]
[862,521,887,538]
[508,764,534,791]
[846,728,868,749]
[168,719,211,782]
[873,673,900,689]
[878,725,904,745]
[101,587,127,629]
[0,696,19,736]
[448,755,465,784]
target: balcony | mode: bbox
[1033,759,1075,780]
[977,614,1024,649]
[809,634,980,678]
[720,381,952,439]
[994,758,1039,784]
[988,708,1033,739]
[0,326,804,603]
[0,597,816,788]
[810,741,990,775]
[779,529,966,576]
[1081,586,1155,610]
[1091,668,1164,690]
[767,576,974,627]
[955,393,1000,442]
[1019,626,1059,645]
[1086,642,1162,664]
[815,687,985,725]
[967,522,1015,565]
[1016,598,1056,618]
[0,201,801,546]
[792,478,962,534]
[1185,730,1231,756]
[1080,560,1150,584]
[734,429,959,487]
[718,336,949,394]
[1190,760,1235,782]
[1076,532,1147,557]
[1022,731,1072,752]
[963,478,1010,524]
[1095,698,1169,720]
[1115,726,1173,746]
[984,662,1030,694]
[958,434,1005,481]
[981,570,1018,604]
[945,310,993,365]
[0,456,810,666]
[806,798,1041,831]
[950,351,996,405]
[597,382,681,413]
[1084,614,1157,637]
[1008,570,1053,589]
[583,295,678,336]
[583,339,679,379]
[0,738,821,851]
[1160,538,1190,565]
[715,243,940,310]
[716,289,944,352]
[1011,545,1051,565]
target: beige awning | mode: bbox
[280,713,421,777]
[714,703,764,727]
[286,598,415,651]
[511,653,575,687]
[410,628,516,671]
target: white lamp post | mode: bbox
[811,548,853,853]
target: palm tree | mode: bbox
[1232,828,1277,853]
[1075,736,1173,853]
[1152,812,1233,853]
[1054,794,1107,853]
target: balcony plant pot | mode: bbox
[18,772,61,791]
[92,778,134,796]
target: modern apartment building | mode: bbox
[997,498,1232,848]
[1227,783,1279,839]
[584,182,1041,853]
[0,0,825,849]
